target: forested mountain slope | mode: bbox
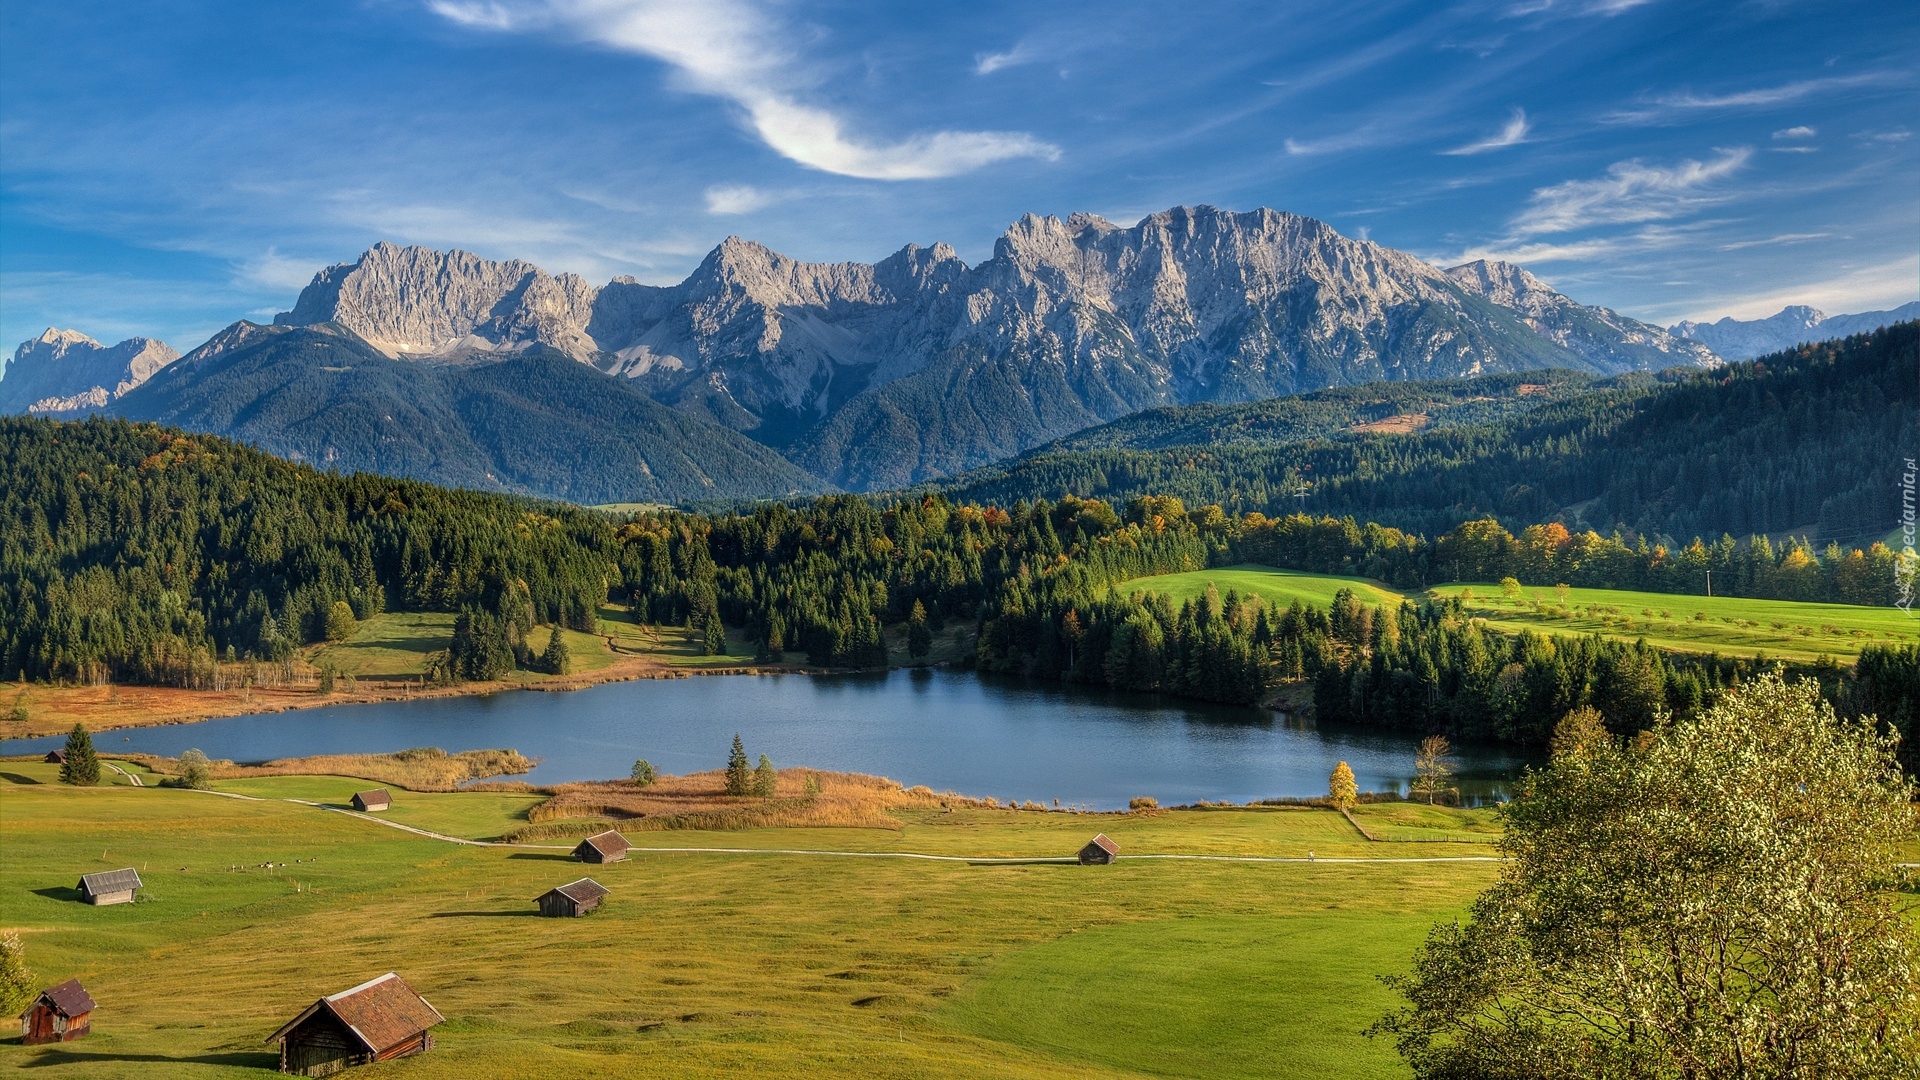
[110,321,828,505]
[943,322,1917,543]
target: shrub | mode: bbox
[179,749,211,790]
[1129,796,1159,811]
[630,759,657,786]
[325,600,357,642]
[0,933,33,1017]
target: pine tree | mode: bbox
[907,600,932,659]
[725,734,751,795]
[753,753,777,797]
[0,933,34,1017]
[58,724,99,786]
[541,625,571,675]
[1329,760,1357,810]
[702,614,727,657]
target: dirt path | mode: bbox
[102,762,143,787]
[288,799,1503,865]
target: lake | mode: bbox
[5,670,1533,809]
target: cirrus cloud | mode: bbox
[427,0,1059,180]
[1510,148,1750,235]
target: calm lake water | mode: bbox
[5,670,1532,809]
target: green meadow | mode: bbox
[0,761,1497,1079]
[1115,565,1406,610]
[1428,582,1918,661]
[1117,565,1914,661]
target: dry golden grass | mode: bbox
[529,768,977,831]
[129,746,534,791]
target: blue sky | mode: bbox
[2,0,1914,355]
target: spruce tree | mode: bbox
[753,753,777,797]
[702,615,727,657]
[907,600,932,659]
[724,734,751,795]
[541,625,571,675]
[58,725,99,786]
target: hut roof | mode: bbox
[541,878,610,905]
[353,788,391,805]
[79,868,143,895]
[1085,834,1119,855]
[578,830,631,857]
[38,979,96,1018]
[45,750,66,763]
[268,973,443,1054]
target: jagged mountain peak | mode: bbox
[1670,300,1920,360]
[2,327,179,416]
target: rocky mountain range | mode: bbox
[271,206,1717,490]
[1670,301,1920,361]
[0,329,179,415]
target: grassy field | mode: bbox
[1428,582,1918,661]
[1117,565,1914,661]
[0,762,1498,1078]
[1115,565,1405,610]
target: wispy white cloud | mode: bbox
[1440,109,1530,155]
[704,183,773,215]
[1716,232,1828,251]
[1504,0,1655,19]
[1510,148,1750,235]
[234,247,322,291]
[1439,223,1700,267]
[1771,125,1815,139]
[1284,126,1387,156]
[975,42,1038,75]
[1607,72,1905,123]
[1671,254,1920,323]
[427,0,1058,180]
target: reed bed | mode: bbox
[528,769,980,831]
[130,747,534,791]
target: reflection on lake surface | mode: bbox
[8,670,1534,809]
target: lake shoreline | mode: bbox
[1,651,861,739]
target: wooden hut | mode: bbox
[20,979,95,1045]
[43,750,66,764]
[77,868,142,906]
[573,830,631,864]
[350,789,391,813]
[267,972,443,1077]
[535,878,610,918]
[1078,834,1119,865]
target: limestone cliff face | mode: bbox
[0,329,180,415]
[272,206,1721,488]
[1445,259,1719,372]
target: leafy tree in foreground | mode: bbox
[1371,672,1920,1078]
[178,749,212,790]
[753,753,777,797]
[58,725,99,786]
[0,932,34,1016]
[724,734,751,796]
[1328,761,1357,811]
[1409,736,1453,805]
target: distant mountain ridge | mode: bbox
[0,329,179,415]
[1671,301,1920,361]
[273,206,1718,489]
[111,321,828,506]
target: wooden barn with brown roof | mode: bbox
[43,750,65,764]
[573,830,631,864]
[1078,834,1119,865]
[20,979,95,1045]
[78,868,142,906]
[268,972,443,1077]
[350,789,391,813]
[535,878,610,918]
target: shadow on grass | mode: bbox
[429,910,539,918]
[505,853,578,862]
[30,887,83,903]
[0,772,42,785]
[18,1049,279,1069]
